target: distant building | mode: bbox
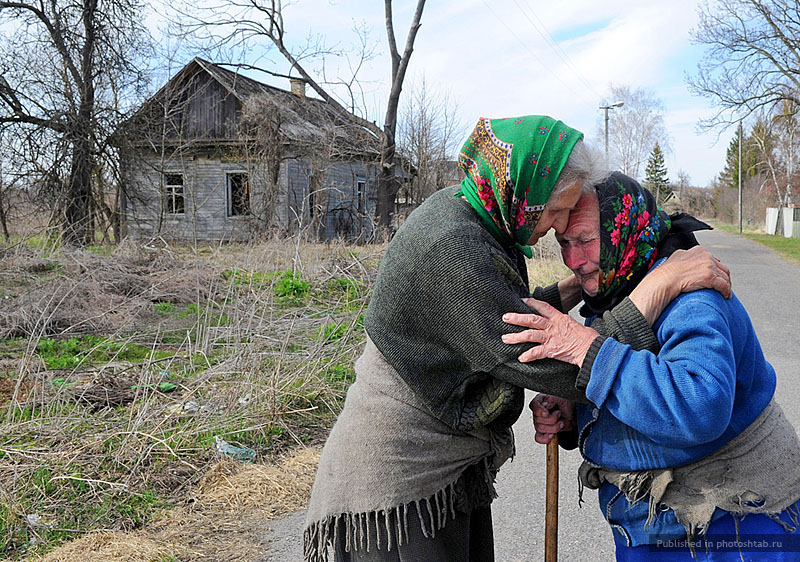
[117,58,390,242]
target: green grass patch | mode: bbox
[181,303,200,318]
[274,270,310,304]
[0,337,26,359]
[327,277,364,298]
[5,403,40,423]
[158,332,188,344]
[711,222,762,235]
[86,245,116,256]
[34,489,164,555]
[36,336,171,370]
[0,501,26,553]
[741,232,800,264]
[317,314,364,342]
[177,302,229,326]
[326,278,367,312]
[223,423,285,451]
[8,233,60,254]
[0,459,168,556]
[318,322,347,342]
[107,489,163,526]
[222,268,312,304]
[221,268,275,289]
[713,221,800,264]
[153,302,177,315]
[323,361,355,385]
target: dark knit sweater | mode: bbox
[364,186,657,433]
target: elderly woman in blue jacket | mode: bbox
[502,172,800,561]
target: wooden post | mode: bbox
[545,434,559,562]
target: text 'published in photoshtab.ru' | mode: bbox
[650,534,800,553]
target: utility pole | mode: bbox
[738,119,743,234]
[600,102,624,165]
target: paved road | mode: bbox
[264,228,800,561]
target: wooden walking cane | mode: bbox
[545,434,559,562]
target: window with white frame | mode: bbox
[163,173,185,215]
[227,172,251,216]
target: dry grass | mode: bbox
[0,233,380,559]
[38,532,176,562]
[35,447,321,562]
[193,446,319,516]
[0,241,215,340]
[0,228,567,560]
[527,232,571,286]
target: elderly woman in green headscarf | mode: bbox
[303,115,731,562]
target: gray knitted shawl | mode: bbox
[364,186,658,433]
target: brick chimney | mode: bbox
[289,78,306,97]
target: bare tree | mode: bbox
[770,99,799,205]
[689,0,800,128]
[749,112,797,206]
[239,95,287,234]
[682,184,716,217]
[597,84,670,180]
[174,0,427,232]
[1,117,69,237]
[396,77,464,212]
[689,0,800,213]
[0,128,9,241]
[0,0,152,246]
[674,169,691,203]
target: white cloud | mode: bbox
[156,0,727,186]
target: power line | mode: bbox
[510,0,603,100]
[480,0,596,107]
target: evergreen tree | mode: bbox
[645,143,671,204]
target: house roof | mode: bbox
[122,57,381,156]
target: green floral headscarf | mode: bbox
[456,115,583,257]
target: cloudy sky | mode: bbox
[175,0,732,187]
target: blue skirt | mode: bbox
[614,504,800,561]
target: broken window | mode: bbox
[227,173,250,216]
[308,175,316,218]
[164,173,185,214]
[356,179,366,213]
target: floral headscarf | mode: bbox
[582,172,711,316]
[456,115,583,257]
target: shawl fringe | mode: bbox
[303,457,497,562]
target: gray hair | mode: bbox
[548,140,608,202]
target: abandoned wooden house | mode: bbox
[118,57,390,242]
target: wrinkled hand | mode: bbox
[530,393,575,444]
[661,245,732,299]
[501,298,599,365]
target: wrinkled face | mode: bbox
[527,180,583,245]
[556,194,601,296]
